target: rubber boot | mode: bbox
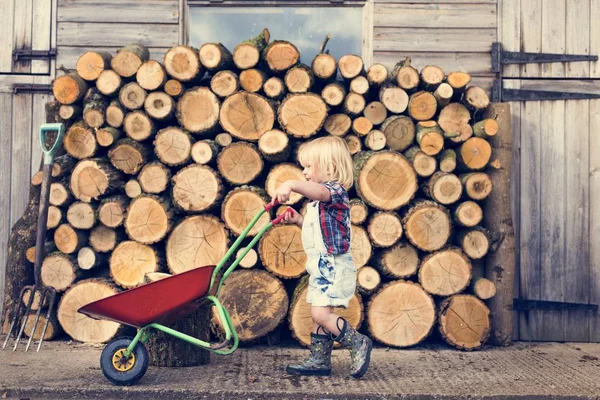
[286,327,333,376]
[333,317,373,379]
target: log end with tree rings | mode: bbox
[380,86,409,114]
[312,53,337,80]
[279,93,327,139]
[471,277,497,300]
[354,151,418,210]
[259,225,306,279]
[419,248,472,296]
[408,91,437,121]
[41,252,79,292]
[375,241,420,279]
[367,211,403,248]
[76,51,112,81]
[220,91,274,141]
[154,127,192,167]
[211,70,239,98]
[349,199,369,225]
[324,113,352,137]
[136,60,167,91]
[110,241,161,288]
[338,54,363,79]
[364,101,387,126]
[368,280,435,347]
[439,295,490,350]
[367,63,388,86]
[111,44,149,78]
[123,110,155,141]
[89,225,118,253]
[351,225,372,269]
[424,172,463,205]
[381,115,415,152]
[177,87,220,134]
[217,142,264,185]
[138,162,170,194]
[345,134,362,155]
[125,195,171,244]
[357,266,381,296]
[258,129,290,163]
[265,163,306,205]
[264,41,300,73]
[403,200,451,251]
[459,137,492,171]
[454,201,483,227]
[163,45,203,82]
[438,103,473,144]
[455,228,490,260]
[172,164,223,213]
[461,172,493,201]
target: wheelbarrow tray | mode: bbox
[78,265,215,328]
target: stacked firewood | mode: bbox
[30,29,498,351]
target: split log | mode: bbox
[470,277,497,300]
[403,200,451,251]
[367,63,388,87]
[240,68,268,93]
[66,202,96,230]
[279,93,327,139]
[324,113,352,137]
[350,76,369,95]
[408,91,437,121]
[119,82,147,111]
[343,92,366,116]
[166,215,228,274]
[357,266,381,296]
[233,28,270,70]
[59,104,82,120]
[458,137,492,171]
[288,276,363,347]
[434,83,453,108]
[57,279,121,343]
[22,312,62,341]
[258,129,291,162]
[64,123,97,159]
[78,247,107,270]
[345,134,362,155]
[473,118,499,139]
[404,146,436,178]
[210,70,239,98]
[351,225,372,269]
[97,195,128,228]
[416,121,444,156]
[154,127,192,166]
[393,57,420,92]
[76,51,112,81]
[164,79,185,98]
[125,195,172,244]
[363,101,387,125]
[352,117,373,137]
[111,44,149,78]
[419,248,472,296]
[41,252,81,292]
[420,65,444,91]
[338,54,363,79]
[439,149,457,173]
[438,103,473,144]
[49,182,73,207]
[461,172,493,200]
[265,163,306,205]
[259,225,306,279]
[53,71,88,105]
[70,158,124,202]
[285,64,314,93]
[438,295,490,350]
[263,77,286,100]
[374,241,419,279]
[110,241,162,288]
[368,280,435,347]
[263,40,300,74]
[191,140,220,165]
[220,91,274,141]
[379,85,408,114]
[217,142,263,185]
[47,205,63,229]
[423,172,462,205]
[108,138,149,175]
[463,86,490,113]
[381,115,415,152]
[367,211,403,248]
[105,99,125,128]
[365,130,386,151]
[455,227,490,260]
[124,179,142,199]
[354,151,418,210]
[138,161,171,194]
[349,198,368,225]
[199,42,234,72]
[96,127,122,147]
[123,110,155,141]
[136,60,167,91]
[97,70,123,96]
[453,201,483,227]
[213,270,288,343]
[321,82,346,107]
[145,91,175,120]
[236,247,258,269]
[172,164,223,213]
[163,45,203,82]
[89,225,118,253]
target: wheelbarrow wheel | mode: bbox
[100,336,149,386]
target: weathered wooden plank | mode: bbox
[0,75,38,94]
[30,86,51,177]
[31,0,53,74]
[374,51,492,76]
[500,0,521,78]
[0,93,13,318]
[374,27,496,52]
[375,0,496,3]
[0,0,15,73]
[10,94,33,232]
[58,0,179,23]
[57,22,179,47]
[520,0,542,78]
[374,3,497,28]
[362,0,374,68]
[13,0,33,73]
[57,46,170,70]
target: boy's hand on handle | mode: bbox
[274,181,294,204]
[283,207,303,226]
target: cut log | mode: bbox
[240,68,268,93]
[217,142,264,185]
[82,88,107,128]
[105,99,125,128]
[289,276,363,347]
[354,151,418,210]
[215,132,233,147]
[67,202,96,230]
[403,200,451,251]
[210,70,239,98]
[236,247,258,269]
[404,146,436,178]
[367,211,403,248]
[125,179,142,199]
[59,104,82,120]
[338,54,364,79]
[324,113,351,137]
[349,198,369,225]
[374,241,419,279]
[259,225,306,279]
[423,172,462,205]
[416,121,444,156]
[111,44,149,78]
[71,158,124,202]
[263,76,286,100]
[343,92,366,116]
[57,279,121,343]
[154,127,192,166]
[89,225,118,253]
[53,71,88,105]
[138,161,171,194]
[350,76,369,95]
[144,91,175,120]
[438,103,473,144]
[47,205,63,229]
[76,51,112,81]
[123,110,155,141]
[357,266,381,296]
[447,71,471,95]
[164,79,185,98]
[96,127,122,147]
[367,63,388,87]
[453,200,483,228]
[455,227,490,260]
[419,248,472,296]
[25,242,57,264]
[471,277,497,300]
[461,172,493,200]
[439,295,490,350]
[439,149,457,173]
[213,270,288,342]
[393,57,420,92]
[191,140,220,165]
[379,85,409,114]
[97,195,128,228]
[408,91,437,121]
[78,247,107,270]
[110,241,162,288]
[352,117,373,137]
[420,65,444,91]
[263,40,300,74]
[365,130,386,151]
[108,138,149,175]
[312,52,337,81]
[166,215,228,274]
[258,129,290,162]
[97,69,123,96]
[136,60,167,91]
[54,224,88,255]
[119,82,147,111]
[177,87,221,135]
[351,225,372,269]
[473,118,499,139]
[163,45,203,82]
[144,272,172,283]
[200,42,234,72]
[233,28,270,70]
[22,312,62,341]
[41,252,80,292]
[172,164,223,213]
[285,64,314,93]
[434,82,453,108]
[345,134,362,155]
[220,91,274,141]
[321,82,346,107]
[463,86,490,112]
[368,280,435,347]
[279,93,327,139]
[458,137,492,171]
[364,101,387,126]
[381,115,415,152]
[125,195,172,244]
[64,123,97,159]
[49,182,73,207]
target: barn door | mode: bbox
[499,0,600,342]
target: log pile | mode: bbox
[16,30,502,352]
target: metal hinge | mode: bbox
[13,49,57,62]
[12,84,53,94]
[492,79,600,102]
[513,298,598,311]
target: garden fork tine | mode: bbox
[25,287,57,352]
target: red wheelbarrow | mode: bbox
[78,199,291,385]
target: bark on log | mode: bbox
[233,28,270,70]
[463,86,490,113]
[59,104,82,120]
[434,83,454,108]
[357,266,381,296]
[199,42,234,72]
[108,138,149,175]
[416,121,444,156]
[473,118,500,139]
[78,246,107,270]
[439,149,457,173]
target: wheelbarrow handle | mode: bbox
[264,197,279,212]
[40,123,65,165]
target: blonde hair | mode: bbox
[298,136,354,189]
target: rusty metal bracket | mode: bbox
[13,84,53,95]
[13,49,57,62]
[513,299,598,311]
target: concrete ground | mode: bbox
[0,338,599,400]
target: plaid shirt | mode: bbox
[318,181,351,255]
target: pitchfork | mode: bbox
[3,123,65,351]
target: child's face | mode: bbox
[302,161,326,183]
